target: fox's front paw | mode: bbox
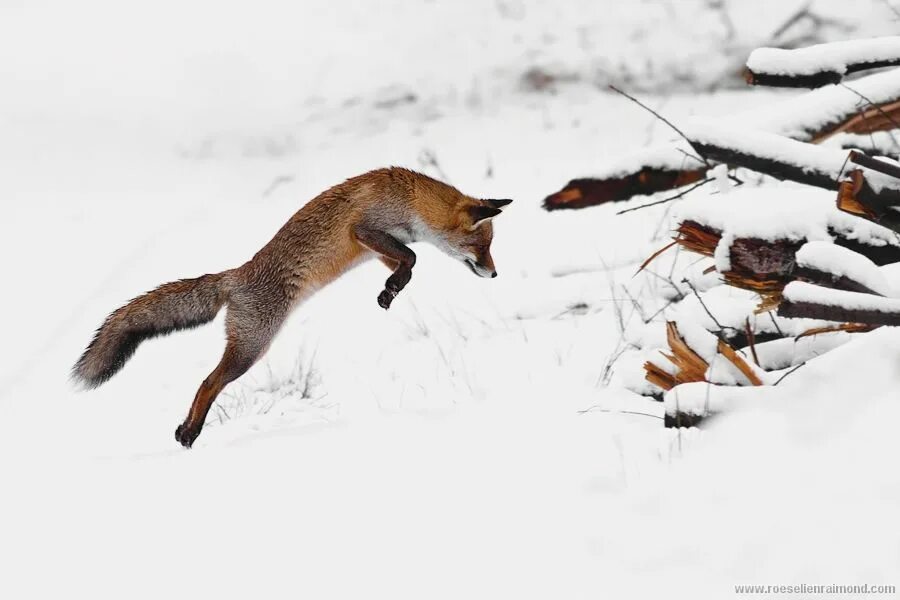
[175,422,201,449]
[378,288,396,310]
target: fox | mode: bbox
[72,167,511,448]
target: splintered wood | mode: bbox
[665,219,900,313]
[644,323,764,394]
[835,155,900,233]
[670,222,792,311]
[644,322,708,391]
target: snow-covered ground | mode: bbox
[2,1,899,598]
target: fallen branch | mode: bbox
[544,169,706,210]
[778,281,900,325]
[793,240,894,297]
[745,37,900,88]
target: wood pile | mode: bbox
[544,37,900,427]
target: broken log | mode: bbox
[793,241,894,297]
[778,281,900,326]
[674,220,900,267]
[543,168,705,210]
[837,169,900,233]
[745,37,900,88]
[669,221,900,311]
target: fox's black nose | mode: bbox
[490,271,497,278]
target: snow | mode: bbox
[796,240,896,297]
[588,140,703,180]
[747,36,900,77]
[3,1,900,598]
[711,163,731,194]
[744,332,855,371]
[784,281,900,313]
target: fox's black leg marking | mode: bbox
[354,226,417,310]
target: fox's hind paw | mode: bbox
[175,422,201,449]
[377,288,397,310]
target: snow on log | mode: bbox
[673,187,900,266]
[740,332,856,372]
[664,186,900,310]
[794,241,895,297]
[778,281,900,325]
[683,121,900,218]
[746,37,900,88]
[672,223,900,311]
[740,68,900,142]
[662,382,726,428]
[684,120,846,188]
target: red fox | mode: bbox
[73,167,511,448]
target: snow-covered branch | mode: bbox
[746,36,900,88]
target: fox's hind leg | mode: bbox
[175,301,286,448]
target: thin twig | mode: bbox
[683,278,736,334]
[675,147,707,167]
[772,362,806,386]
[608,85,710,167]
[577,406,664,419]
[881,0,900,20]
[768,311,784,337]
[645,297,679,323]
[617,178,712,215]
[635,240,677,275]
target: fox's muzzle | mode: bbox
[465,258,497,278]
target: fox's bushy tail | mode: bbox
[72,272,230,388]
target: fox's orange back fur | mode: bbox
[73,167,510,447]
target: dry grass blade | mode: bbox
[796,322,879,339]
[744,318,760,366]
[716,339,763,386]
[635,240,677,275]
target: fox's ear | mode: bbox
[485,198,513,209]
[468,205,503,228]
